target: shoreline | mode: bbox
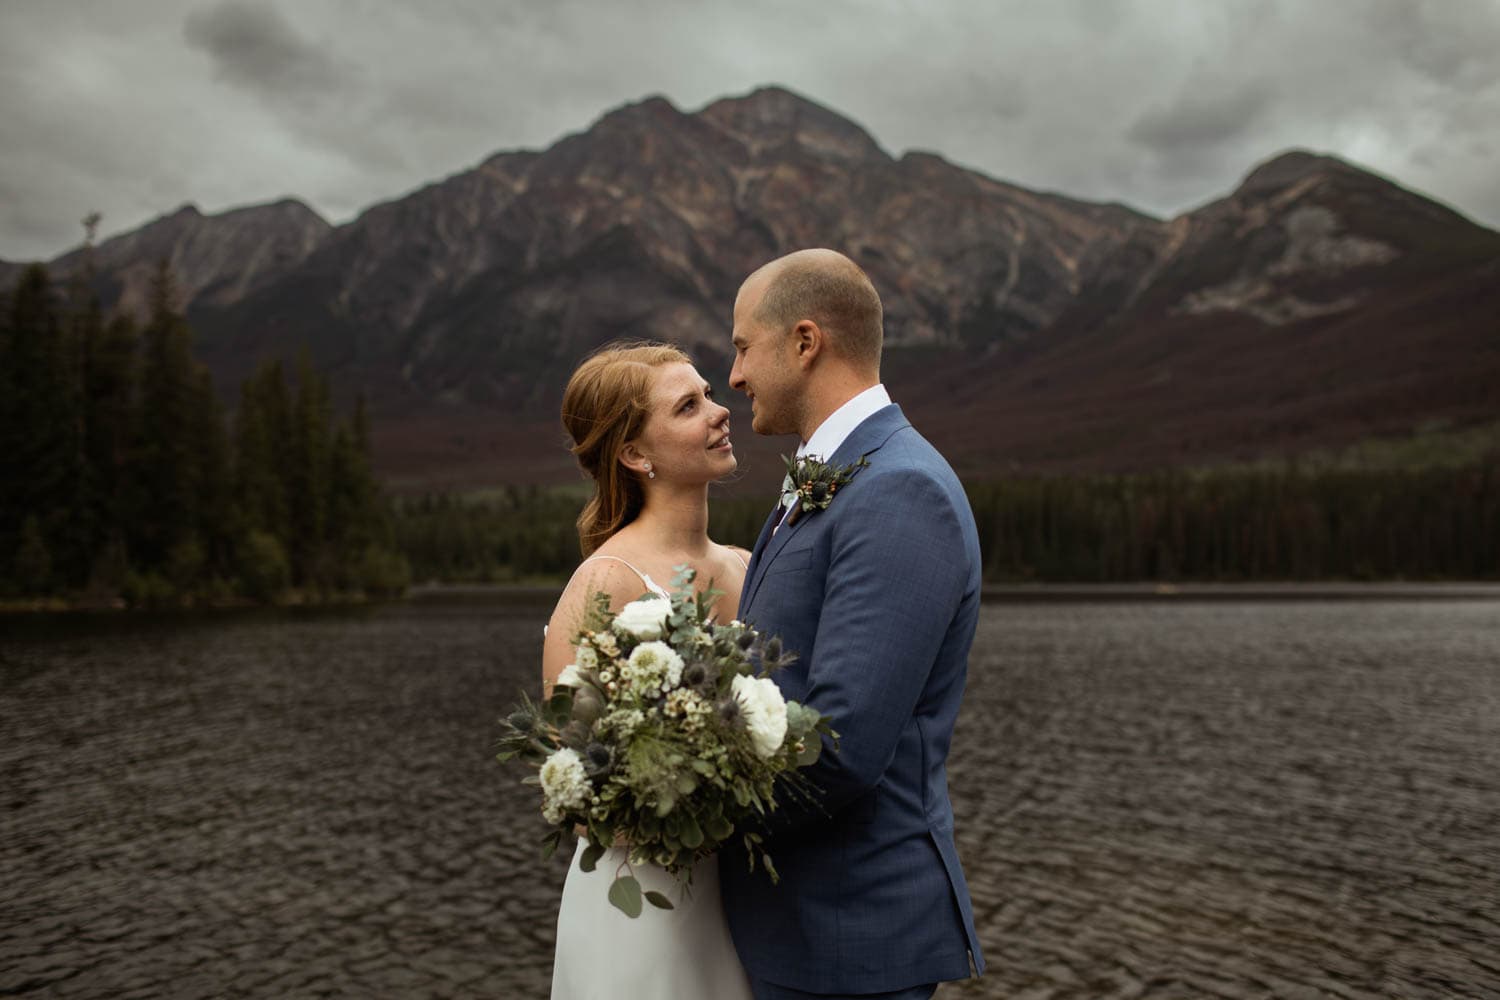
[7,580,1499,616]
[408,580,1500,604]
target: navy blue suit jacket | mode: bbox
[719,404,985,994]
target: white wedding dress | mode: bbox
[549,555,752,1000]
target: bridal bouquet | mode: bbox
[496,566,835,917]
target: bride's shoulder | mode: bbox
[715,542,751,572]
[560,551,647,602]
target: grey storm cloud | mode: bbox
[183,0,345,99]
[1128,85,1273,154]
[1,0,1497,261]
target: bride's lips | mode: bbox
[708,432,732,452]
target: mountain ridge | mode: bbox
[4,86,1497,492]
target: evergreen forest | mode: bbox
[0,263,408,608]
[5,259,1497,607]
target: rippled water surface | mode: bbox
[3,595,1498,998]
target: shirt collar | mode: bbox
[796,384,892,461]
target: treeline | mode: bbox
[393,488,771,583]
[0,262,408,607]
[394,461,1500,584]
[967,463,1500,581]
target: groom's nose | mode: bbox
[729,358,746,393]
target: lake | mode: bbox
[2,591,1498,999]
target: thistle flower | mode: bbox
[717,697,743,728]
[583,742,614,780]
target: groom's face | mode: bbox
[729,276,801,437]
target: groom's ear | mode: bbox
[793,319,823,369]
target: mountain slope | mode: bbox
[5,89,1497,491]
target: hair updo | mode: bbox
[561,341,691,555]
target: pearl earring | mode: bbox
[645,462,655,480]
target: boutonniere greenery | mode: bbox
[780,453,869,526]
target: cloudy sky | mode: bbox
[3,0,1498,260]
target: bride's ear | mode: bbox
[619,442,652,478]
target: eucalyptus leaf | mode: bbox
[644,890,674,910]
[608,875,643,918]
[680,814,704,849]
[579,843,605,873]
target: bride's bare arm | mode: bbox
[541,560,650,695]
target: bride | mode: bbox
[541,342,753,999]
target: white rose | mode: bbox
[539,748,591,823]
[555,663,582,688]
[613,597,669,639]
[575,645,598,671]
[732,674,789,758]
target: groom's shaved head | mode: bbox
[750,249,883,373]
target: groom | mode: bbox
[721,249,985,999]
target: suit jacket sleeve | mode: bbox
[762,465,970,837]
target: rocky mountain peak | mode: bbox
[697,85,888,163]
[1236,150,1352,198]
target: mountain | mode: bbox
[44,199,331,318]
[901,149,1500,475]
[6,87,1498,492]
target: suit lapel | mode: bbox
[740,404,910,614]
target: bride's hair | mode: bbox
[562,340,691,555]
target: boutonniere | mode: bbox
[780,453,869,526]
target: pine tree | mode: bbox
[287,353,332,588]
[81,314,138,591]
[194,368,236,587]
[130,260,202,577]
[233,360,291,545]
[1,266,83,592]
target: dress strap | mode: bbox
[728,548,748,572]
[578,555,671,599]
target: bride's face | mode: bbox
[627,363,735,483]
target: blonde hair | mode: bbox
[561,341,691,555]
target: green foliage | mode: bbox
[393,489,768,583]
[0,261,406,607]
[357,546,412,598]
[131,261,202,570]
[496,567,836,917]
[607,875,643,918]
[0,266,85,588]
[237,531,291,604]
[967,459,1500,581]
[13,516,53,594]
[391,487,583,582]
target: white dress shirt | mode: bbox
[797,383,892,462]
